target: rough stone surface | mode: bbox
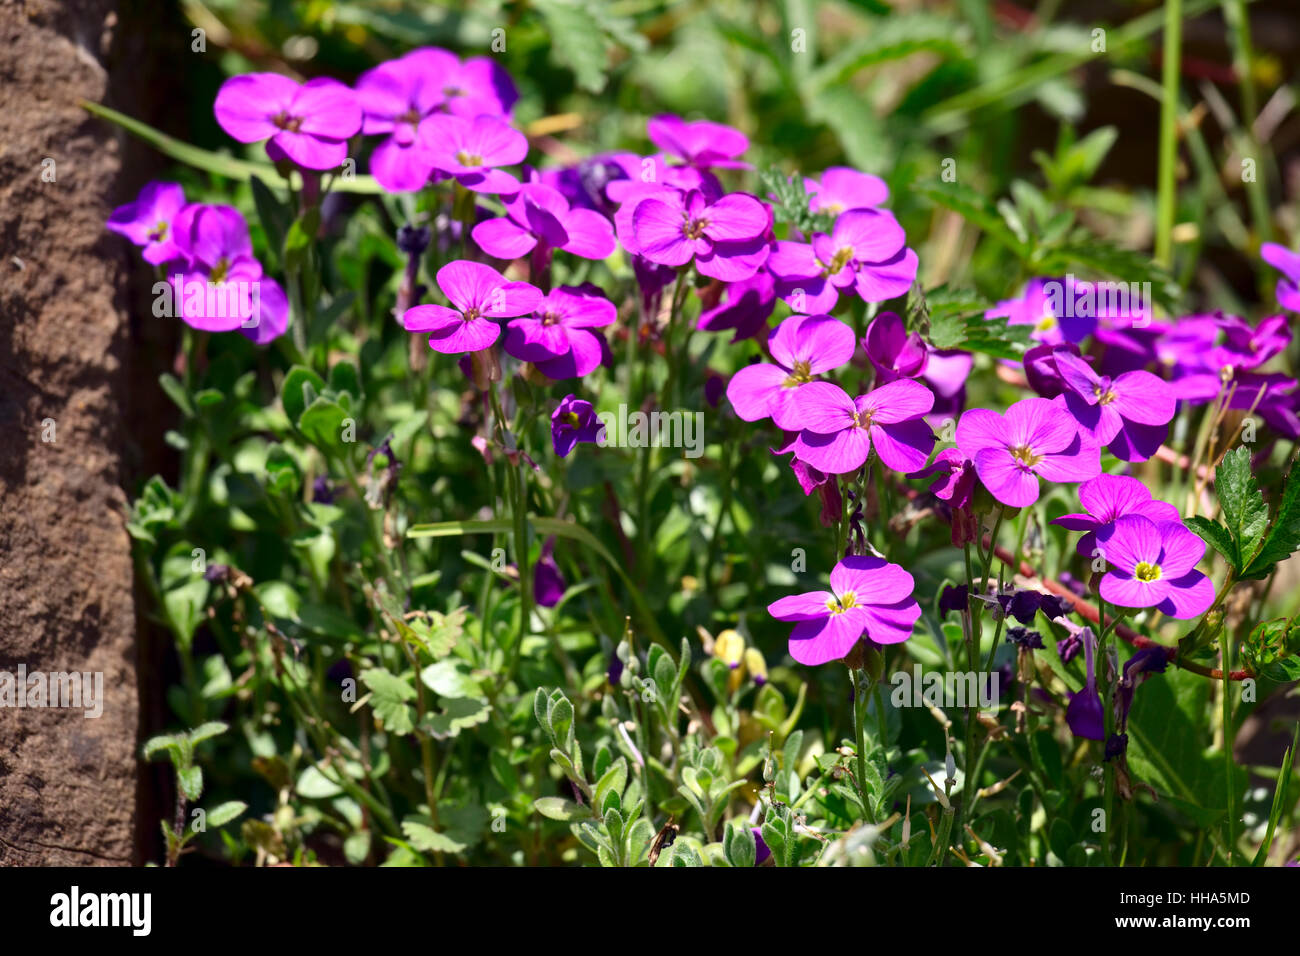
[0,0,137,866]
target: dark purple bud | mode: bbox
[1006,626,1044,649]
[312,475,336,504]
[1105,733,1128,761]
[203,563,231,583]
[939,584,969,616]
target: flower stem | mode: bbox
[1154,0,1183,268]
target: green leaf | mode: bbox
[1243,464,1300,578]
[1215,447,1268,571]
[425,697,491,739]
[533,0,643,94]
[1185,515,1237,567]
[806,14,970,90]
[81,100,384,194]
[723,819,757,868]
[297,397,350,451]
[249,176,291,266]
[533,797,592,822]
[1259,658,1300,683]
[253,581,300,621]
[187,721,229,746]
[296,765,345,799]
[281,366,326,426]
[158,373,195,418]
[163,579,209,650]
[177,764,204,802]
[420,660,482,699]
[401,817,466,854]
[205,801,247,828]
[360,668,416,736]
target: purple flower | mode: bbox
[938,584,969,616]
[725,313,855,429]
[632,189,770,281]
[1052,474,1181,559]
[771,440,843,527]
[922,350,973,426]
[472,182,616,261]
[551,395,604,458]
[863,311,927,383]
[402,260,542,354]
[1022,343,1081,399]
[1113,646,1168,736]
[1052,351,1174,461]
[804,167,888,215]
[985,277,1096,346]
[697,269,775,342]
[214,73,361,170]
[1095,515,1215,619]
[1066,627,1104,741]
[1260,242,1300,312]
[170,204,289,342]
[767,209,916,313]
[1006,626,1044,649]
[767,556,920,666]
[955,398,1100,508]
[420,114,528,194]
[909,448,977,510]
[423,49,518,118]
[105,181,187,265]
[534,537,566,607]
[355,53,449,192]
[790,379,936,475]
[503,285,614,379]
[646,114,749,170]
[752,827,771,865]
[1057,630,1083,664]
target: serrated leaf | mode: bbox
[1185,515,1237,568]
[401,817,466,854]
[424,697,491,739]
[361,668,416,736]
[1216,447,1268,570]
[1243,464,1300,577]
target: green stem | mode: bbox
[1222,627,1236,865]
[851,668,873,823]
[1155,0,1184,268]
[1097,596,1116,866]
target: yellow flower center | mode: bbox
[209,256,230,284]
[456,150,484,167]
[1134,561,1162,582]
[782,360,813,388]
[823,246,855,276]
[1010,444,1042,468]
[1034,314,1057,332]
[826,591,859,615]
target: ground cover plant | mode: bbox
[99,0,1300,867]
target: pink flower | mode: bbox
[403,260,542,354]
[503,286,614,379]
[768,556,919,665]
[767,209,916,313]
[420,114,528,194]
[790,379,936,475]
[1052,474,1181,558]
[956,398,1100,508]
[106,181,187,265]
[804,167,888,215]
[1096,515,1215,619]
[646,114,749,170]
[214,73,361,170]
[725,313,855,429]
[472,183,615,261]
[632,188,771,281]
